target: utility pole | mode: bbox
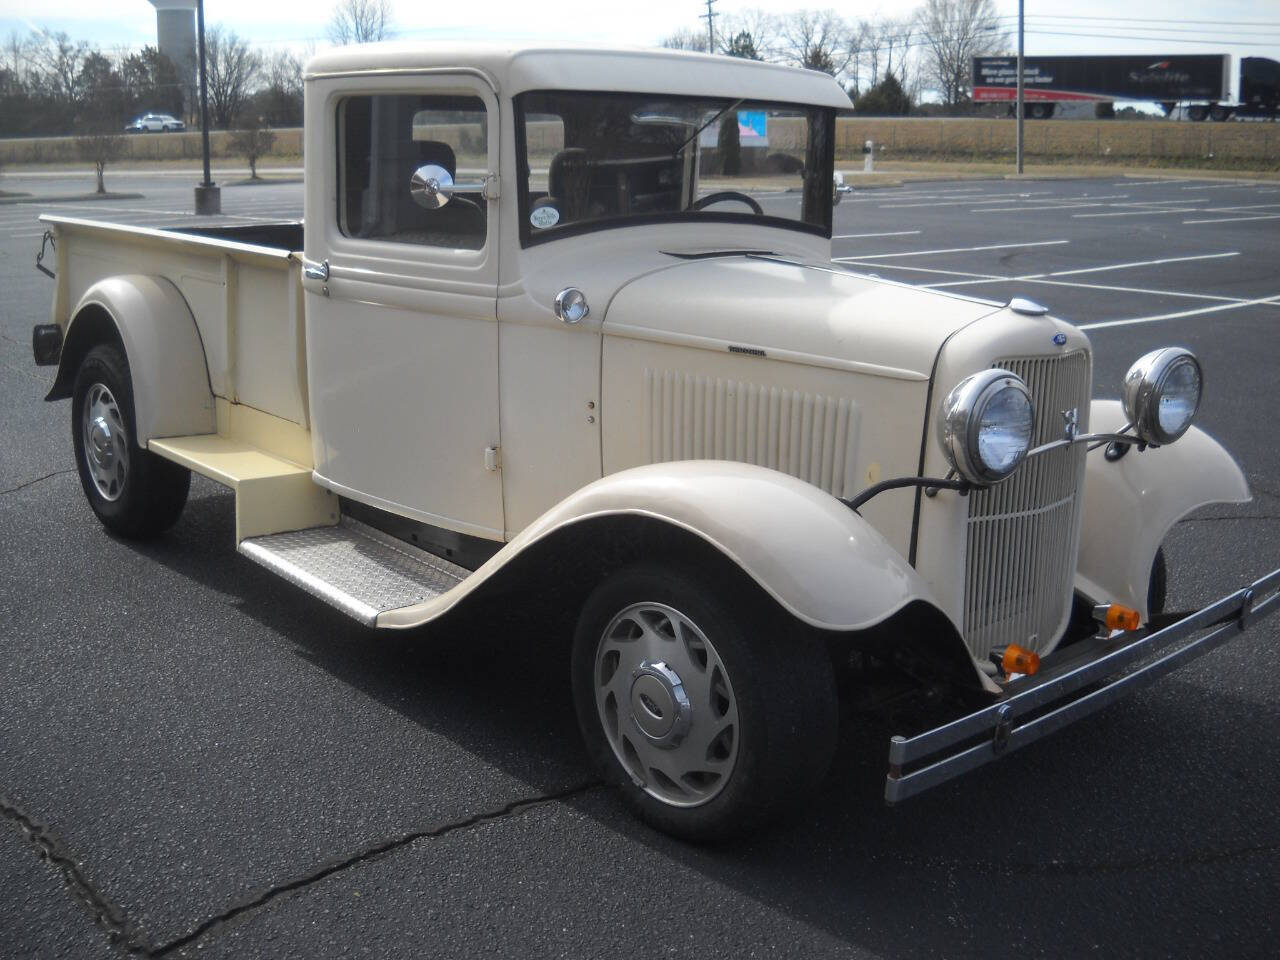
[700,0,718,53]
[1013,0,1024,175]
[194,0,221,213]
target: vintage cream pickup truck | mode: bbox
[30,43,1278,840]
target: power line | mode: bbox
[1023,14,1280,27]
[1024,29,1280,47]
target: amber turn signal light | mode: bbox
[1002,644,1040,676]
[1105,604,1141,633]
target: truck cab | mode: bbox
[31,44,1275,841]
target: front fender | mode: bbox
[381,460,951,633]
[1076,400,1250,619]
[47,275,215,444]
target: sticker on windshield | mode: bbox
[530,205,560,229]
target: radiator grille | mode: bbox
[644,370,860,498]
[963,351,1090,659]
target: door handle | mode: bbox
[303,258,329,282]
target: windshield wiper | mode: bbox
[673,99,744,158]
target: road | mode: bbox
[1,170,1277,959]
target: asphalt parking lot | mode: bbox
[1,169,1277,958]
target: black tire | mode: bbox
[571,563,837,841]
[1208,104,1231,122]
[71,343,190,539]
[1188,104,1209,122]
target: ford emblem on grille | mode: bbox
[1053,332,1068,346]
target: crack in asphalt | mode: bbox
[149,779,602,956]
[0,468,75,497]
[3,780,602,958]
[0,790,140,951]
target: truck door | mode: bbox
[302,78,504,541]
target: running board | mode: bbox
[238,516,471,627]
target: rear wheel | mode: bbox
[71,343,190,539]
[571,564,836,841]
[1208,104,1232,122]
[1188,104,1209,122]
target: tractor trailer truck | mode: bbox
[972,54,1280,120]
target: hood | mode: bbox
[603,256,1002,382]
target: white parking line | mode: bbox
[1181,183,1256,190]
[1073,208,1198,218]
[968,202,1107,214]
[836,257,1267,308]
[1112,178,1195,187]
[1078,294,1280,331]
[926,252,1240,287]
[1184,213,1280,225]
[878,193,1053,209]
[832,239,1068,261]
[1201,202,1280,212]
[832,230,922,239]
[1119,198,1211,206]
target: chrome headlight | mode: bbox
[939,369,1035,484]
[1122,348,1202,446]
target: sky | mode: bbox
[1,0,1276,85]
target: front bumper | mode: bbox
[885,567,1280,804]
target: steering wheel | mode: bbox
[690,191,763,215]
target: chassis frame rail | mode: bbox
[885,567,1280,804]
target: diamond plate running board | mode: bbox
[238,517,471,626]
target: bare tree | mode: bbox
[916,0,1006,106]
[30,31,90,104]
[75,106,126,194]
[327,0,393,45]
[777,10,854,78]
[255,49,304,126]
[5,30,32,76]
[716,8,778,59]
[204,26,261,129]
[856,17,914,96]
[230,116,276,179]
[660,28,709,53]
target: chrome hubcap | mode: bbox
[594,602,739,808]
[82,383,128,501]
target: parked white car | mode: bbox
[124,112,185,133]
[32,43,1278,840]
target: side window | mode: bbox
[338,93,488,251]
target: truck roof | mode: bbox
[303,41,853,110]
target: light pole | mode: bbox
[1016,0,1025,175]
[194,0,221,213]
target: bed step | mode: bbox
[148,434,335,541]
[237,517,471,627]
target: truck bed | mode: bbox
[42,214,311,446]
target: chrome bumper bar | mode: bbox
[885,567,1280,804]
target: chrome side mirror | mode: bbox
[410,163,457,210]
[409,164,490,210]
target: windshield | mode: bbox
[515,91,835,246]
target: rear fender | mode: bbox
[46,275,215,444]
[1076,400,1250,619]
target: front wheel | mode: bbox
[71,343,190,539]
[571,564,836,841]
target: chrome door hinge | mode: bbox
[482,174,500,201]
[303,258,329,282]
[484,445,502,472]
